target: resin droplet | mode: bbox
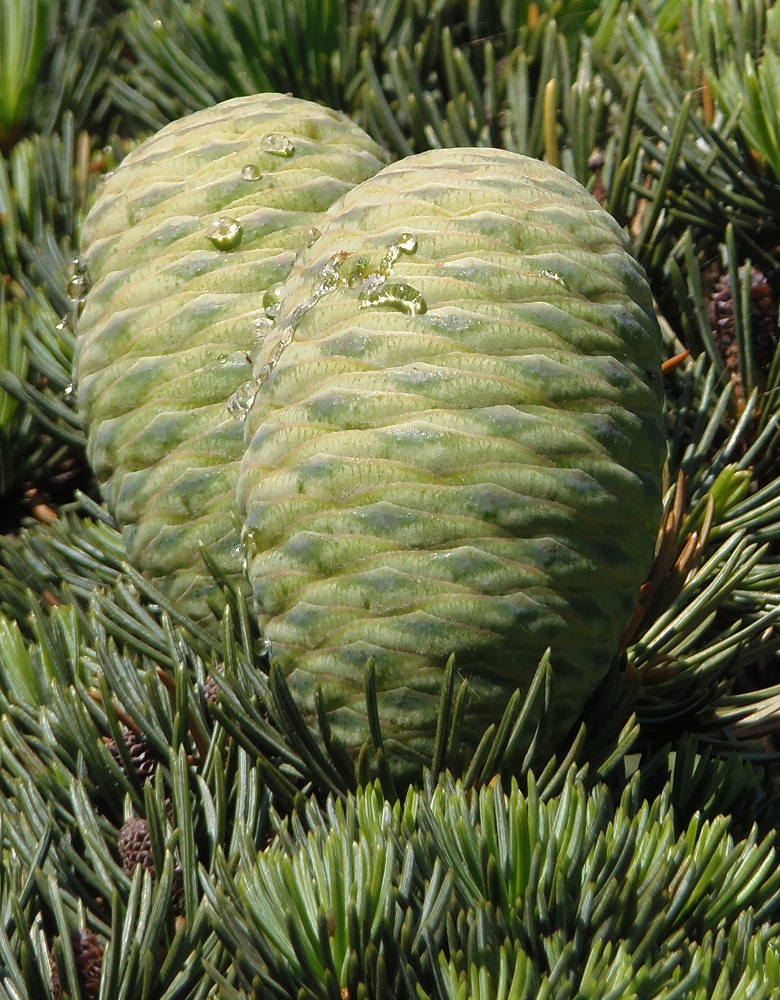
[263,282,284,319]
[378,233,420,277]
[540,269,568,288]
[216,350,251,369]
[67,273,90,300]
[358,282,427,316]
[342,255,370,288]
[317,251,350,294]
[241,525,261,559]
[227,380,257,419]
[241,164,262,181]
[294,226,323,263]
[251,316,274,341]
[379,244,401,276]
[67,259,90,300]
[260,133,295,157]
[206,216,242,251]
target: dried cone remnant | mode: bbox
[237,147,666,780]
[118,816,155,876]
[50,929,103,1000]
[712,265,776,409]
[75,94,388,627]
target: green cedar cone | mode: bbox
[75,94,388,624]
[237,148,666,775]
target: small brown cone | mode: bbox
[50,929,103,1000]
[118,816,155,876]
[712,265,776,408]
[104,728,158,783]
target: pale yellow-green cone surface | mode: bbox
[75,94,388,624]
[237,148,666,774]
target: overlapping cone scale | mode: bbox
[74,94,389,624]
[237,147,666,775]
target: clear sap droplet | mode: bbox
[241,525,260,558]
[206,216,242,251]
[219,350,252,368]
[294,226,322,264]
[227,380,257,419]
[379,243,401,276]
[262,281,284,318]
[260,133,295,157]
[251,253,351,389]
[317,251,349,294]
[67,273,90,299]
[241,164,262,181]
[72,256,89,274]
[153,18,163,29]
[540,269,568,288]
[378,233,420,277]
[259,636,272,658]
[344,255,370,288]
[251,315,274,342]
[64,383,74,398]
[358,282,427,316]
